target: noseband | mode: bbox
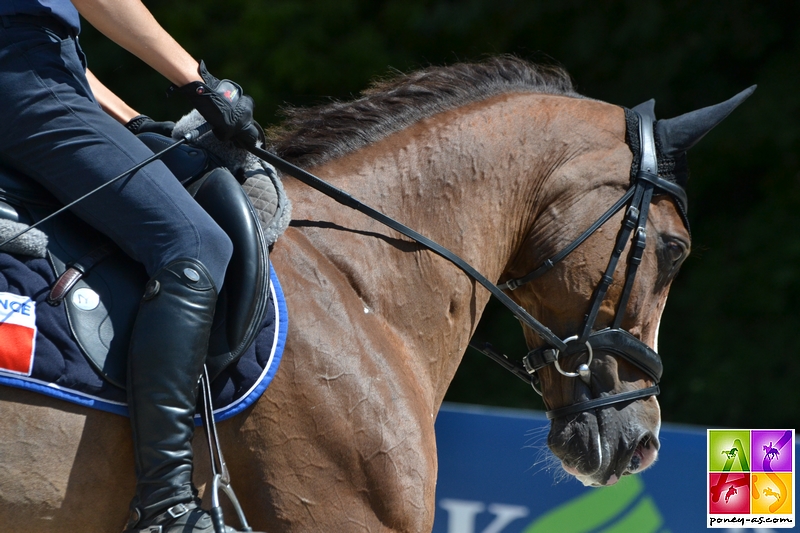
[245,108,688,421]
[478,109,689,419]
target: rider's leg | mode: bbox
[0,19,258,533]
[0,24,231,288]
[125,257,219,529]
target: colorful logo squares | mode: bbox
[707,429,795,529]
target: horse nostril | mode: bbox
[637,433,657,452]
[641,432,660,451]
[628,432,660,473]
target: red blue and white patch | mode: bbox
[0,292,36,375]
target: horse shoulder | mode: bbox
[233,232,438,531]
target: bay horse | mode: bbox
[0,57,751,531]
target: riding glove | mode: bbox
[125,115,176,137]
[170,61,259,148]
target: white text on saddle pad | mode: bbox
[0,292,36,376]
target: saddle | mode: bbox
[0,133,271,388]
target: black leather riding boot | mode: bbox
[125,258,218,529]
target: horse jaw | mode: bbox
[546,394,661,486]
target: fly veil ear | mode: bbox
[627,86,756,227]
[654,86,756,156]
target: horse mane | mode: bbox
[269,56,581,167]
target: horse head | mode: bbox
[501,87,754,486]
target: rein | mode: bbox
[244,143,569,351]
[246,109,686,420]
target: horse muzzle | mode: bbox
[548,401,661,486]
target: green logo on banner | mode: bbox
[522,476,668,533]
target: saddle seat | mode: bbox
[0,133,271,387]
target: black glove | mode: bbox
[125,115,176,137]
[170,61,259,147]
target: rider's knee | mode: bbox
[196,222,233,290]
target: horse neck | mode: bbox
[285,93,610,407]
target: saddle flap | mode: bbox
[37,206,146,389]
[191,168,271,379]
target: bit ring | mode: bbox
[553,335,593,379]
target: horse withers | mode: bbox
[0,57,752,532]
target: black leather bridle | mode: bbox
[246,109,689,420]
[473,109,689,419]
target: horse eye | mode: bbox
[664,240,686,265]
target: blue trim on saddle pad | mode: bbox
[0,251,287,423]
[200,269,288,423]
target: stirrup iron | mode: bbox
[199,365,253,533]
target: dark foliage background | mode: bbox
[81,0,799,430]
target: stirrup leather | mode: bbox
[198,366,255,533]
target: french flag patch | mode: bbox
[0,292,36,376]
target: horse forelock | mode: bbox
[269,56,582,168]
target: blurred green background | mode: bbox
[81,0,799,430]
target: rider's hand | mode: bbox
[125,115,176,137]
[170,61,259,148]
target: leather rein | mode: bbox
[247,108,688,420]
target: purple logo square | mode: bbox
[752,430,793,473]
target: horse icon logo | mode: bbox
[763,442,780,461]
[721,448,738,460]
[763,487,781,501]
[725,485,738,504]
